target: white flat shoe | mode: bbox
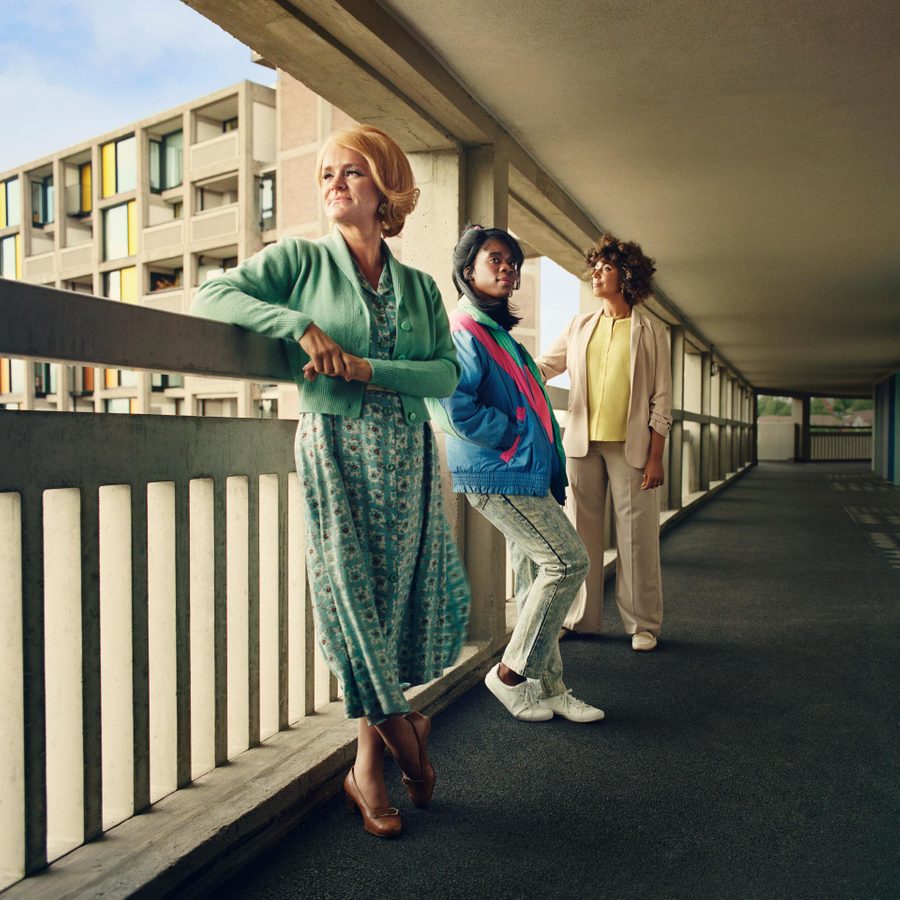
[632,631,658,652]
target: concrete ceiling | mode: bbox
[188,0,900,395]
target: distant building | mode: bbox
[0,71,541,418]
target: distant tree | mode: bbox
[757,395,791,416]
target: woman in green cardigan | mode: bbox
[193,125,469,838]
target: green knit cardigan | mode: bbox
[192,230,460,425]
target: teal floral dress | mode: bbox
[294,263,470,724]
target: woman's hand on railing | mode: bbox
[300,323,349,381]
[299,324,372,383]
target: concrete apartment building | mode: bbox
[0,71,542,419]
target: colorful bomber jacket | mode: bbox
[426,298,567,502]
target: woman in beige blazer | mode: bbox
[536,234,672,650]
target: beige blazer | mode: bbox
[536,306,673,468]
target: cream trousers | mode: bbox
[564,441,663,635]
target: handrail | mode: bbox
[0,279,293,383]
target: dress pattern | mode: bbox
[294,263,470,724]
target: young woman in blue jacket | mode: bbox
[428,225,604,724]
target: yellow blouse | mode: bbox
[586,315,631,441]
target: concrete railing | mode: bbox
[810,427,872,461]
[0,280,754,894]
[0,281,322,888]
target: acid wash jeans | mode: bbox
[465,491,589,698]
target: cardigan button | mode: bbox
[397,354,407,360]
[400,320,412,331]
[407,412,418,423]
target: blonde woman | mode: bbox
[537,234,671,651]
[194,125,469,837]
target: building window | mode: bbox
[0,234,20,279]
[1,358,27,394]
[103,201,136,261]
[31,176,55,227]
[258,173,275,230]
[151,373,184,391]
[103,266,138,302]
[149,130,183,193]
[1,177,21,228]
[101,135,136,198]
[149,268,182,292]
[104,398,132,414]
[199,256,238,282]
[34,363,58,397]
[222,117,238,133]
[65,164,92,217]
[257,397,278,419]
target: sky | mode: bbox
[1,0,580,347]
[0,0,273,173]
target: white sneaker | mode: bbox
[484,664,553,721]
[632,631,658,651]
[542,689,605,723]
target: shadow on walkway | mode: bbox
[218,463,900,899]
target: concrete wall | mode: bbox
[873,371,899,484]
[758,421,796,460]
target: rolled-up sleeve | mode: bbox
[648,323,673,435]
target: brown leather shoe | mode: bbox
[343,768,402,838]
[401,711,436,808]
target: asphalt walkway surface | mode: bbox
[216,463,900,900]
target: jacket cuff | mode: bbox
[649,413,672,435]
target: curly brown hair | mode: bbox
[585,233,656,306]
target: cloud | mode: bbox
[0,0,274,172]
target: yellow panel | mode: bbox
[120,266,138,303]
[101,143,116,198]
[0,184,5,228]
[127,201,137,256]
[81,165,92,213]
[105,368,119,389]
[130,398,138,414]
[0,359,10,394]
[15,234,21,279]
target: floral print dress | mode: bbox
[294,263,470,724]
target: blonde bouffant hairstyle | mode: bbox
[316,125,420,238]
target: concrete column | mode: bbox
[21,362,36,411]
[792,395,811,462]
[52,158,64,258]
[235,381,254,418]
[719,373,730,476]
[21,170,34,260]
[134,372,153,414]
[464,143,509,229]
[699,351,712,490]
[667,326,685,512]
[404,143,510,645]
[237,84,263,262]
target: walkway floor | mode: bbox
[217,463,900,900]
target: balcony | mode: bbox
[190,204,239,244]
[0,279,756,894]
[189,131,240,177]
[142,219,184,257]
[22,251,56,284]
